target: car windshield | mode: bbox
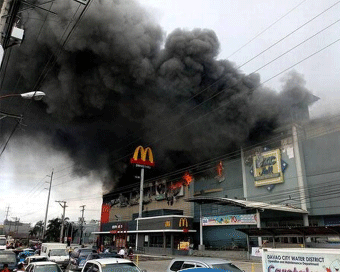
[35,264,62,272]
[79,250,94,256]
[0,240,6,245]
[0,254,16,264]
[101,263,140,272]
[31,257,49,262]
[211,263,243,272]
[50,249,67,256]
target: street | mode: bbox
[137,259,262,272]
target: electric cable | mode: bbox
[227,0,308,58]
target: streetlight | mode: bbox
[0,91,46,119]
[0,91,46,101]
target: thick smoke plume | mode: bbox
[1,0,315,191]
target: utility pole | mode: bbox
[42,169,53,240]
[5,206,10,220]
[56,201,67,243]
[79,205,85,245]
[4,206,10,235]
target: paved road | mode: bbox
[137,259,262,272]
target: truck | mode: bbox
[262,248,340,272]
[40,243,69,268]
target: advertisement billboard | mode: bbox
[252,149,284,187]
[262,248,340,272]
[202,214,257,226]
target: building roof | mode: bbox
[185,196,308,214]
[237,226,340,237]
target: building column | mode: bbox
[199,203,205,250]
[171,233,174,255]
[241,147,248,200]
[163,232,166,249]
[292,124,309,227]
[256,209,262,246]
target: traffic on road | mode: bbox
[0,240,258,272]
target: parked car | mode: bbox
[67,248,97,271]
[81,258,145,272]
[0,250,17,271]
[83,252,122,262]
[25,261,62,272]
[166,257,244,272]
[23,256,49,267]
[17,250,35,264]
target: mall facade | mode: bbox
[95,113,340,254]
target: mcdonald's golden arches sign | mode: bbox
[179,218,188,228]
[130,146,155,167]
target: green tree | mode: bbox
[45,218,62,242]
[35,221,44,238]
[29,221,44,238]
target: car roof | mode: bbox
[31,262,59,266]
[26,256,48,259]
[170,257,232,264]
[87,258,133,265]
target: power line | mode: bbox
[227,0,308,58]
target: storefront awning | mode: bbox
[237,226,340,237]
[186,196,308,214]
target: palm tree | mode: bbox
[35,221,44,239]
[45,218,62,242]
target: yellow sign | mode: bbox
[179,241,190,250]
[165,220,171,227]
[130,146,155,167]
[179,218,188,228]
[253,149,283,187]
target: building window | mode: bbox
[149,235,163,247]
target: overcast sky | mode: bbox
[1,0,340,227]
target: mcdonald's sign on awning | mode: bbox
[130,146,155,167]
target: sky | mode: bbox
[1,0,340,227]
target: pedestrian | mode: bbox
[1,264,10,272]
[127,247,133,261]
[118,247,125,258]
[17,263,25,271]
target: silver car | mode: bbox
[167,257,244,272]
[25,261,63,272]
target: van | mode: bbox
[0,236,6,250]
[41,243,69,268]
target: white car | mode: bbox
[25,261,63,272]
[167,257,244,272]
[23,256,49,267]
[81,258,146,272]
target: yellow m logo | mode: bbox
[130,146,155,166]
[179,218,188,228]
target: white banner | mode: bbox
[262,248,340,272]
[251,247,262,257]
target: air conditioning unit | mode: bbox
[11,27,24,43]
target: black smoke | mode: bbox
[0,0,316,191]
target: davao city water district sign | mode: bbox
[252,149,284,187]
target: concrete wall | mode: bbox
[244,140,302,207]
[302,130,340,216]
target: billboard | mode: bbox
[262,248,340,272]
[252,149,284,187]
[202,214,257,226]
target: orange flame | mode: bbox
[168,172,193,190]
[183,172,193,186]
